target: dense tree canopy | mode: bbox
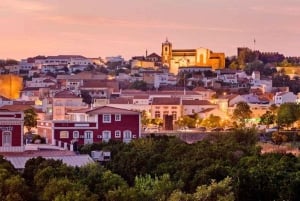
[0,129,300,201]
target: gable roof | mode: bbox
[0,95,11,101]
[81,80,119,91]
[68,106,139,115]
[0,104,34,112]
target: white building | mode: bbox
[274,92,297,105]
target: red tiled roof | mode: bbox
[13,101,35,105]
[22,87,40,91]
[109,97,133,104]
[54,90,81,99]
[0,104,34,112]
[152,97,181,105]
[133,95,149,99]
[182,100,214,105]
[46,55,86,59]
[81,80,119,89]
[67,105,139,115]
[0,95,11,101]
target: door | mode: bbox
[3,131,12,146]
[84,131,93,144]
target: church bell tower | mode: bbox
[161,38,172,67]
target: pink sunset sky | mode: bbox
[1,0,300,60]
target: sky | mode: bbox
[1,0,300,60]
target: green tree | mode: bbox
[201,114,221,128]
[134,174,180,201]
[167,177,234,201]
[233,102,252,126]
[277,103,300,128]
[141,110,151,127]
[130,80,148,91]
[271,131,288,146]
[260,111,275,128]
[42,178,98,201]
[80,90,93,105]
[24,108,38,133]
[0,166,29,201]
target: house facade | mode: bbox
[0,110,24,152]
[49,106,141,145]
[274,92,297,105]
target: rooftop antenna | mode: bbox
[253,38,256,51]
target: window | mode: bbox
[115,130,121,138]
[155,111,160,118]
[103,114,111,123]
[73,131,79,139]
[60,131,69,139]
[171,106,177,109]
[84,131,93,139]
[172,111,177,120]
[2,131,11,146]
[123,130,132,139]
[102,131,111,142]
[115,114,121,121]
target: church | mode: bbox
[161,39,225,74]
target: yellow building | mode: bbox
[161,39,225,74]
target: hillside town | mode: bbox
[1,40,300,152]
[1,40,300,200]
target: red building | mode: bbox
[41,106,141,145]
[0,110,24,152]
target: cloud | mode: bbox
[2,0,52,13]
[41,14,243,34]
[250,5,300,16]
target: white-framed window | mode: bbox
[73,131,79,139]
[84,131,93,139]
[102,130,111,142]
[60,131,69,139]
[103,114,111,123]
[115,114,121,121]
[123,130,132,139]
[2,131,12,146]
[115,130,121,138]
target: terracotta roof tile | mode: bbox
[109,97,133,104]
[182,100,214,105]
[0,104,34,112]
[152,97,181,105]
[54,90,81,99]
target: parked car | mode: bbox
[265,127,279,133]
[144,126,159,133]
